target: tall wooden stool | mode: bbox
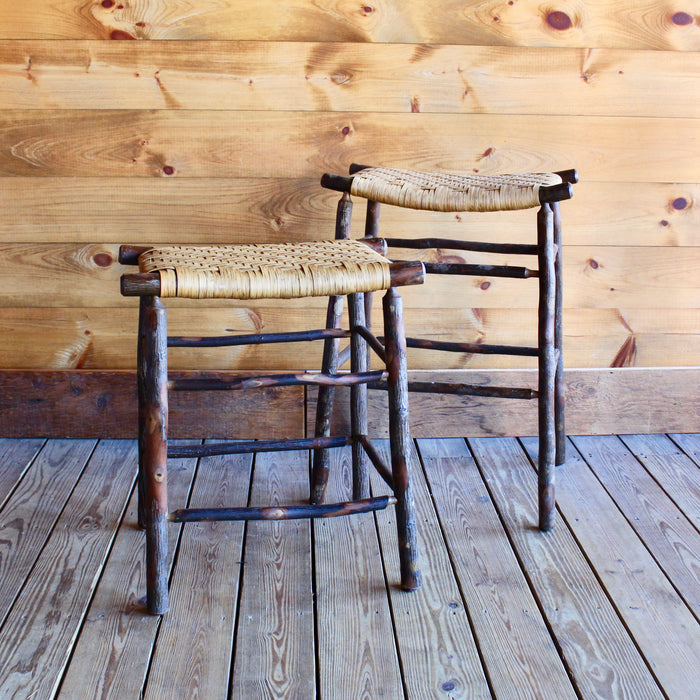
[318,165,577,531]
[119,239,425,614]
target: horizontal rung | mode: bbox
[402,337,539,357]
[369,380,537,400]
[168,328,350,347]
[385,238,538,256]
[169,370,385,392]
[423,262,538,278]
[169,496,396,522]
[168,435,352,458]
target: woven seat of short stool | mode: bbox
[137,239,394,299]
[119,236,425,615]
[320,164,578,533]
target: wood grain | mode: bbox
[231,450,315,698]
[314,446,403,698]
[0,439,135,698]
[0,110,697,183]
[2,41,699,118]
[571,435,700,617]
[0,439,97,625]
[469,436,664,699]
[0,306,697,371]
[144,449,252,699]
[57,442,199,699]
[418,437,576,698]
[521,436,700,698]
[371,440,491,698]
[2,244,700,311]
[1,178,697,248]
[309,367,700,438]
[1,1,698,49]
[0,370,303,439]
[619,434,700,529]
[0,438,44,507]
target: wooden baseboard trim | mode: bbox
[307,367,700,438]
[0,367,697,439]
[0,370,304,439]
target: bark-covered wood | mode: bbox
[382,287,421,590]
[137,296,169,614]
[170,496,395,523]
[537,205,557,531]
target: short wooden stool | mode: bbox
[319,165,577,531]
[120,239,425,614]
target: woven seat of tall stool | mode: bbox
[318,165,578,532]
[120,237,425,614]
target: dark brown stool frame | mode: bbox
[120,242,425,614]
[316,165,578,532]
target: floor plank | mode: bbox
[470,436,664,699]
[0,437,45,507]
[522,436,700,698]
[57,442,199,699]
[231,450,315,699]
[620,433,700,528]
[418,438,576,699]
[0,440,135,698]
[572,434,700,618]
[372,440,491,699]
[0,439,96,626]
[314,446,404,699]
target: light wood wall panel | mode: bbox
[1,42,698,118]
[1,1,699,49]
[0,1,698,417]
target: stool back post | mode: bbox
[537,204,557,532]
[310,192,353,504]
[363,200,381,334]
[137,294,170,614]
[552,200,566,465]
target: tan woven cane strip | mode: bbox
[138,239,392,299]
[349,167,562,212]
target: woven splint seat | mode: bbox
[347,166,564,212]
[320,163,578,534]
[136,239,392,299]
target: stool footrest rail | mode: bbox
[169,496,396,522]
[168,435,352,459]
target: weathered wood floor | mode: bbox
[0,434,698,699]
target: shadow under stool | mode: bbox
[119,239,425,614]
[318,165,577,532]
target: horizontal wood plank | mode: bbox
[1,1,698,50]
[2,244,700,312]
[0,110,697,183]
[1,41,698,118]
[0,306,699,370]
[1,178,697,248]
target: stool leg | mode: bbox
[349,292,370,499]
[383,288,421,590]
[311,194,352,503]
[552,201,566,466]
[537,205,556,531]
[137,295,170,614]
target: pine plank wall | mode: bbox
[0,1,698,437]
